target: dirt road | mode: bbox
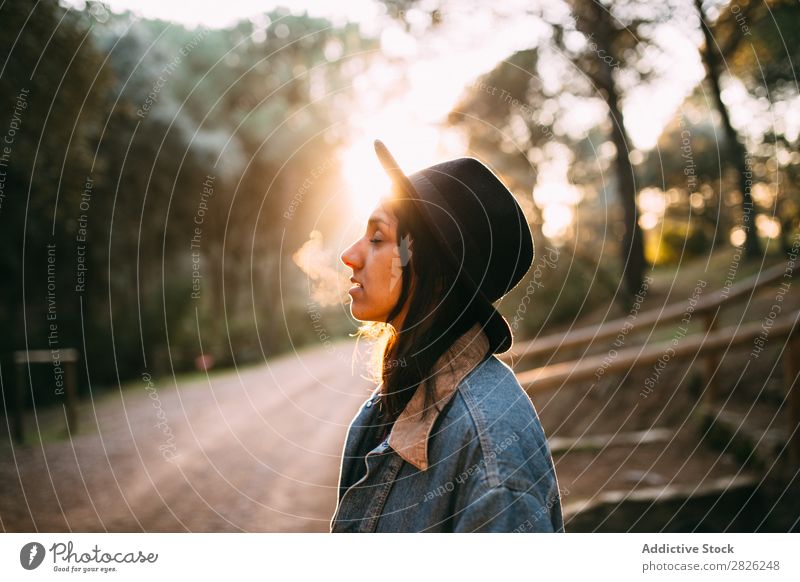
[0,339,374,532]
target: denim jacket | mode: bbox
[330,323,565,532]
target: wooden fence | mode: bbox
[504,263,799,465]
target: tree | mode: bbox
[693,0,762,258]
[712,0,800,256]
[384,0,670,297]
[0,0,112,369]
[555,0,683,296]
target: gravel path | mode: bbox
[0,339,374,532]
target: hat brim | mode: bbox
[374,139,421,205]
[373,139,514,354]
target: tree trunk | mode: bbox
[581,2,646,297]
[607,80,646,297]
[694,0,761,259]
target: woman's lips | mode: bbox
[348,282,363,296]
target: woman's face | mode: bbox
[340,198,408,327]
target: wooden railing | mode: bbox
[507,263,799,466]
[503,262,787,364]
[517,309,798,393]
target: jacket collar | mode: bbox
[387,323,490,471]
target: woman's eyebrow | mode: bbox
[367,216,389,228]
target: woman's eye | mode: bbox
[369,238,382,244]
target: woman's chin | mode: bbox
[349,305,370,322]
[349,305,386,324]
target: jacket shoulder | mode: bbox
[439,355,556,493]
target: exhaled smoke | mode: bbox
[292,230,352,306]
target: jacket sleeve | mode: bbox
[452,485,559,532]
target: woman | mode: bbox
[331,140,564,533]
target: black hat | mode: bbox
[373,139,534,354]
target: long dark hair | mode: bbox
[364,188,483,430]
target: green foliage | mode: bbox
[723,0,800,96]
[2,0,798,401]
[0,0,377,393]
[0,0,113,373]
[645,219,712,266]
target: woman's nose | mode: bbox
[340,241,359,269]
